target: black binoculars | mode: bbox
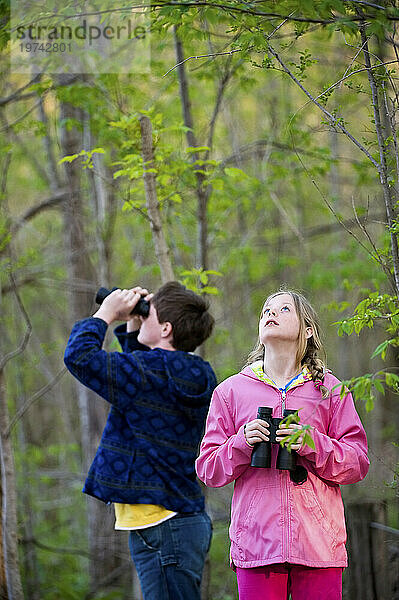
[251,406,298,471]
[95,287,150,318]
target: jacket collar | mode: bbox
[249,361,312,393]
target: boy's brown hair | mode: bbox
[152,281,214,352]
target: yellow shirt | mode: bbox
[114,503,176,530]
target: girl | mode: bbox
[195,290,369,600]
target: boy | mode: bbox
[64,281,217,600]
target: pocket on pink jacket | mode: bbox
[291,483,347,564]
[230,486,282,564]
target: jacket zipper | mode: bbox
[280,388,289,561]
[280,388,286,413]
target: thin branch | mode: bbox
[269,191,305,245]
[344,33,398,98]
[0,74,82,109]
[292,143,392,278]
[0,275,43,296]
[0,158,34,371]
[221,138,366,166]
[312,60,398,104]
[163,48,242,77]
[351,195,384,265]
[10,190,69,234]
[342,0,386,8]
[84,564,130,600]
[0,190,69,254]
[341,32,371,88]
[211,212,386,249]
[0,112,51,185]
[21,537,90,558]
[0,273,33,371]
[266,42,381,170]
[206,55,240,158]
[0,74,42,107]
[0,99,42,132]
[14,3,398,27]
[165,12,291,77]
[5,367,67,437]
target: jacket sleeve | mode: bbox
[64,317,143,407]
[298,390,369,485]
[113,324,150,353]
[195,387,253,487]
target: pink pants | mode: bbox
[236,563,343,600]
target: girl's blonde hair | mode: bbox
[245,289,329,398]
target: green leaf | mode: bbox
[186,146,210,153]
[303,432,316,450]
[58,154,79,164]
[200,286,219,295]
[365,395,375,412]
[371,340,390,360]
[224,166,249,180]
[373,379,385,394]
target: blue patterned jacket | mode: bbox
[64,317,217,513]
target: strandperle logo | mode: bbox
[16,19,146,43]
[11,3,151,74]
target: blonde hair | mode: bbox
[245,289,329,398]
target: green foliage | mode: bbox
[289,49,318,82]
[335,370,399,413]
[208,521,238,599]
[179,267,223,294]
[3,1,399,595]
[0,0,10,50]
[334,292,399,409]
[58,147,105,169]
[335,292,399,337]
[279,411,316,451]
[15,442,88,599]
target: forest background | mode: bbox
[0,1,398,599]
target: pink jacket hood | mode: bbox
[196,365,369,569]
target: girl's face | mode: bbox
[259,293,301,346]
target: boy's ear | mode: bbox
[161,321,173,339]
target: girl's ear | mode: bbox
[305,327,313,339]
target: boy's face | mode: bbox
[137,302,169,349]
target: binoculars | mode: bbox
[251,406,298,471]
[95,287,150,318]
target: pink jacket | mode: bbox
[195,366,369,569]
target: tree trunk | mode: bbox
[0,369,24,600]
[16,369,40,600]
[359,25,399,298]
[173,28,210,272]
[58,75,125,595]
[139,115,175,283]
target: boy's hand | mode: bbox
[126,286,153,332]
[93,288,145,325]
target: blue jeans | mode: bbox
[129,512,212,600]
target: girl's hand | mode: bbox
[244,419,270,446]
[276,423,310,451]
